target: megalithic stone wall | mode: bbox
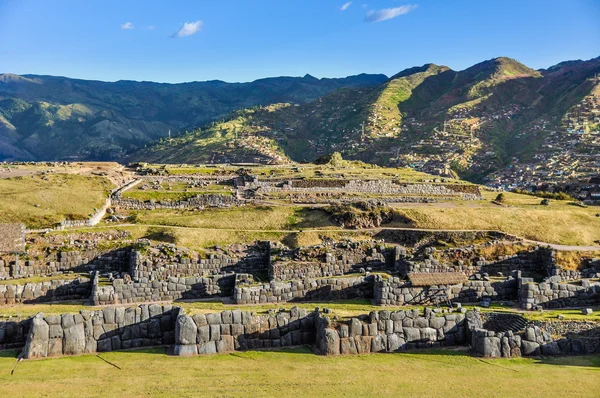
[173,307,316,356]
[21,304,180,359]
[313,309,472,355]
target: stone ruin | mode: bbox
[1,229,599,361]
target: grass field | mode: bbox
[0,174,113,228]
[149,162,461,183]
[0,347,598,397]
[129,206,334,231]
[392,191,600,246]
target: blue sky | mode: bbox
[0,0,599,83]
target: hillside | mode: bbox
[136,56,600,182]
[0,73,387,161]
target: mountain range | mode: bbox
[0,72,386,160]
[1,56,599,182]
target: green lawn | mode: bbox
[0,174,113,228]
[0,347,598,397]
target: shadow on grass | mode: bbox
[0,349,20,359]
[532,355,600,369]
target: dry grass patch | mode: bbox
[0,174,113,228]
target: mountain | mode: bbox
[134,56,600,181]
[0,72,387,161]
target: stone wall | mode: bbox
[22,304,179,359]
[0,278,91,304]
[472,324,600,358]
[314,308,470,355]
[403,245,555,278]
[260,179,482,199]
[0,317,30,351]
[374,275,519,306]
[234,275,372,304]
[519,279,600,309]
[112,193,238,210]
[173,307,316,356]
[130,242,269,281]
[92,273,235,306]
[0,247,129,281]
[270,242,399,281]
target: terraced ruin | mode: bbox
[0,161,598,396]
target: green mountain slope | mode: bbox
[0,73,387,161]
[135,56,600,180]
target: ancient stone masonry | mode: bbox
[21,304,179,359]
[519,279,600,309]
[472,323,600,358]
[130,242,270,281]
[0,247,130,281]
[237,176,483,202]
[173,307,316,356]
[233,275,372,304]
[112,193,239,210]
[12,307,600,359]
[92,274,235,306]
[0,278,91,304]
[314,308,471,355]
[0,316,30,351]
[269,241,400,281]
[402,244,555,278]
[373,275,518,306]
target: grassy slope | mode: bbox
[0,347,598,397]
[0,174,113,228]
[391,191,600,246]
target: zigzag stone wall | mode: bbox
[92,274,235,306]
[173,307,316,356]
[314,309,471,355]
[0,278,91,304]
[22,304,179,359]
[374,275,519,305]
[233,275,372,304]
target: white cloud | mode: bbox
[340,1,352,11]
[120,22,135,30]
[364,5,417,22]
[173,20,203,38]
[147,25,156,30]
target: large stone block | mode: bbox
[387,333,405,352]
[63,323,86,356]
[175,314,197,345]
[23,314,50,359]
[371,334,387,352]
[198,341,218,355]
[475,336,501,358]
[324,328,340,355]
[521,340,540,356]
[403,327,421,343]
[217,335,235,353]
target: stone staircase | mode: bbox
[483,312,527,333]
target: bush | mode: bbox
[495,193,506,203]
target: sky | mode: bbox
[0,0,599,83]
